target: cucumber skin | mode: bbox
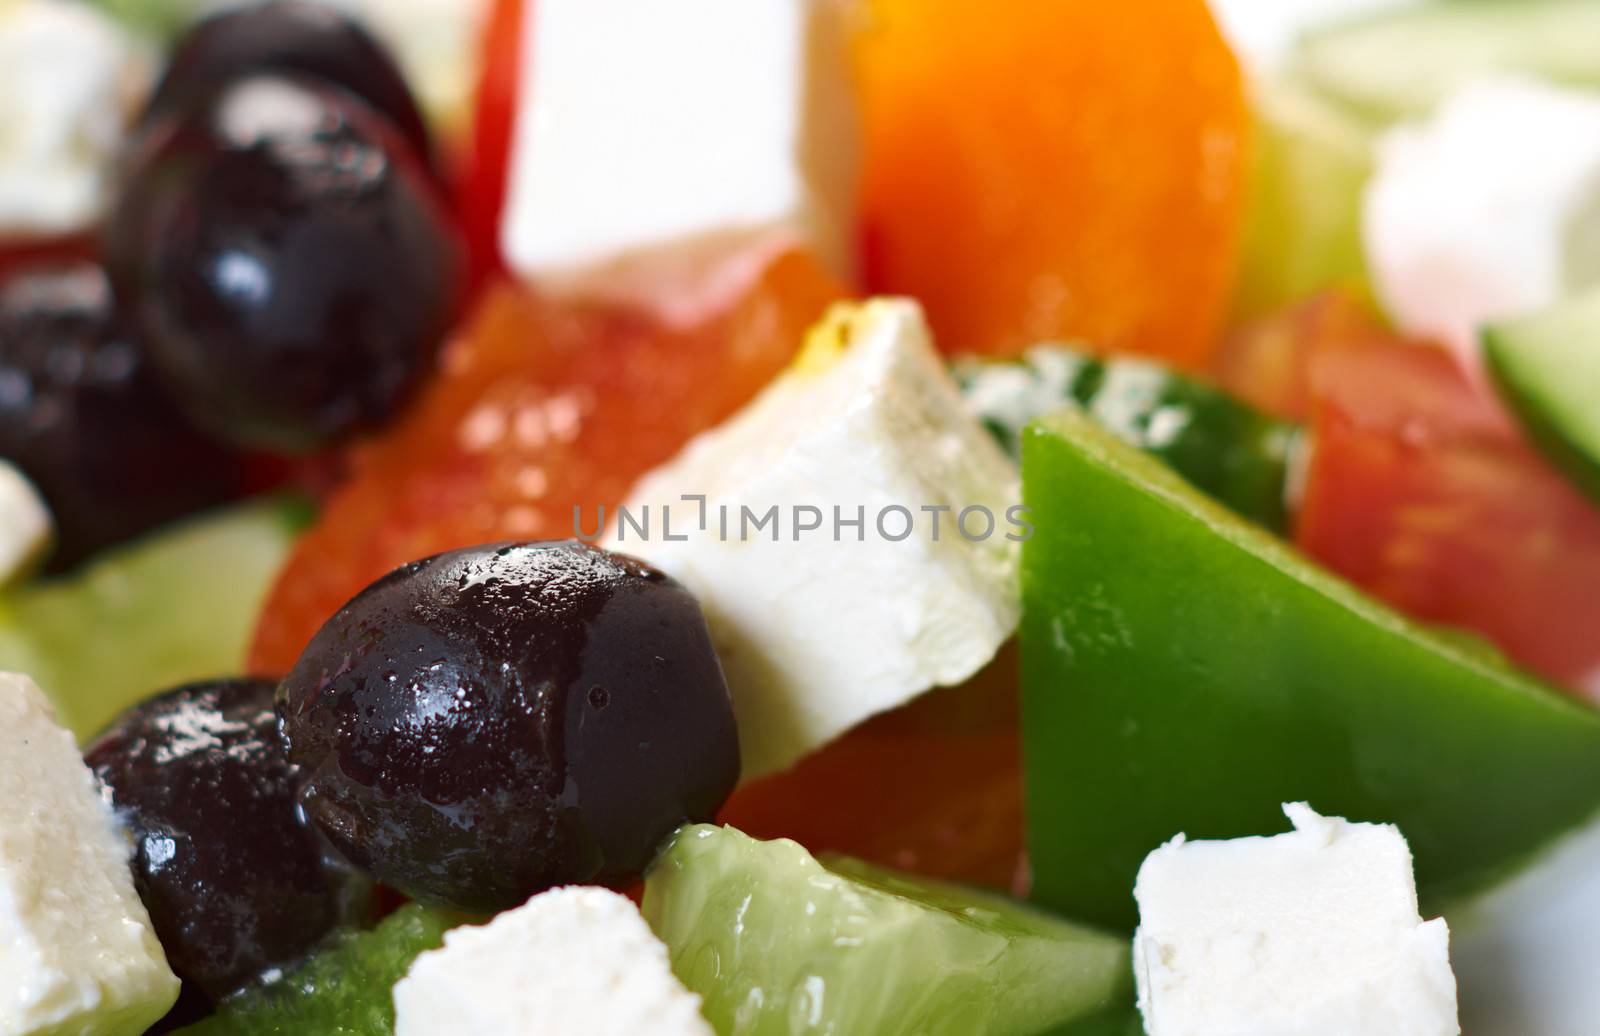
[174,905,460,1036]
[1484,327,1600,507]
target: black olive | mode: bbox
[278,541,741,914]
[143,1,434,167]
[107,73,462,453]
[0,263,238,569]
[86,679,376,1002]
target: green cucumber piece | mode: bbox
[0,497,308,740]
[1485,289,1600,503]
[1233,73,1376,320]
[175,905,458,1036]
[91,0,203,40]
[1020,410,1600,933]
[643,825,1133,1036]
[955,346,1300,532]
[1296,0,1600,124]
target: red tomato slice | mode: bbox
[721,644,1025,892]
[1279,302,1600,695]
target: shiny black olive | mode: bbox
[0,263,238,569]
[278,541,741,914]
[86,679,377,1002]
[144,0,434,166]
[107,73,462,453]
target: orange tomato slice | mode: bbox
[856,0,1250,366]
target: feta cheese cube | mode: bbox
[608,299,1020,779]
[0,461,50,585]
[393,887,712,1036]
[1363,77,1600,366]
[0,0,149,239]
[1134,802,1460,1036]
[0,672,179,1036]
[500,0,858,296]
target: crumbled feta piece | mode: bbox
[0,672,179,1036]
[0,461,50,584]
[500,0,858,296]
[0,0,149,239]
[1454,812,1600,1036]
[393,887,712,1036]
[1134,802,1460,1036]
[608,299,1020,779]
[1364,77,1600,366]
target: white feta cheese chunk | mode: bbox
[501,0,858,296]
[1364,77,1600,366]
[393,887,712,1036]
[1134,802,1459,1036]
[0,461,50,585]
[0,0,149,239]
[0,672,179,1036]
[608,299,1020,779]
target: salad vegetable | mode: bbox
[956,346,1299,532]
[1294,0,1600,124]
[174,905,459,1036]
[1485,288,1600,503]
[1021,409,1600,932]
[0,497,305,739]
[4,0,1600,1032]
[644,824,1135,1036]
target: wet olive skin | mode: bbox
[278,541,741,914]
[107,74,462,454]
[143,0,434,167]
[87,679,376,1002]
[0,264,237,569]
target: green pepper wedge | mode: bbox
[1021,410,1600,933]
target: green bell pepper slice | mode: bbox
[1021,410,1600,933]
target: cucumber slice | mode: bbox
[1485,289,1600,503]
[955,346,1300,532]
[1297,1,1600,124]
[0,497,308,740]
[175,905,458,1036]
[1233,73,1376,320]
[92,0,200,40]
[643,825,1133,1036]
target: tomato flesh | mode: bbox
[856,0,1250,364]
[721,645,1025,892]
[1227,297,1600,695]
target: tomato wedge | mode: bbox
[1226,296,1600,695]
[721,645,1025,892]
[856,0,1250,364]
